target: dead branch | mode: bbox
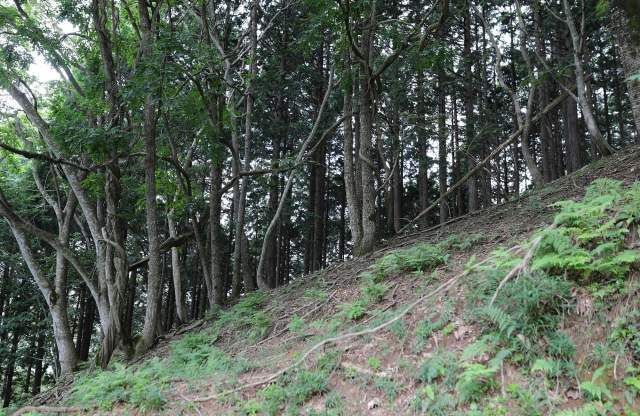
[400,88,572,233]
[11,406,85,415]
[489,223,557,306]
[188,249,507,403]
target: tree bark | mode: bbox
[139,0,162,352]
[437,75,448,224]
[209,162,226,304]
[562,0,615,156]
[358,0,378,254]
[167,212,187,323]
[2,331,19,407]
[612,6,640,136]
[231,0,258,297]
[342,48,363,251]
[463,1,478,212]
[256,67,335,287]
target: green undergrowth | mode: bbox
[338,233,482,323]
[240,351,341,416]
[61,179,640,415]
[410,179,640,414]
[70,293,270,412]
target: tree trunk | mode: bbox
[139,0,162,352]
[612,7,640,136]
[7,225,78,374]
[562,0,615,156]
[437,75,448,224]
[464,0,478,213]
[32,330,45,395]
[167,212,187,322]
[209,162,226,303]
[2,331,19,407]
[343,48,363,251]
[232,0,258,296]
[358,0,378,254]
[256,67,335,286]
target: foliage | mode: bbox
[362,243,448,282]
[367,357,381,371]
[243,352,339,415]
[417,350,457,385]
[533,179,640,282]
[72,363,167,411]
[554,403,606,416]
[287,316,306,334]
[610,310,640,362]
[341,301,366,321]
[374,376,399,400]
[580,367,613,402]
[71,327,248,411]
[214,292,272,340]
[442,233,485,251]
[454,362,499,403]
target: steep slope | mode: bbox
[14,145,640,415]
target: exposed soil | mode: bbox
[27,145,640,415]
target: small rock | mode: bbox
[367,398,382,409]
[565,388,581,400]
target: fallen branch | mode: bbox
[11,406,85,415]
[489,223,556,306]
[341,362,387,378]
[400,88,572,233]
[189,250,508,403]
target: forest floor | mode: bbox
[17,145,640,415]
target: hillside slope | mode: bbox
[15,146,640,415]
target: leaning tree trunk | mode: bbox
[10,228,78,374]
[562,0,615,156]
[256,67,335,287]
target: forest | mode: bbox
[0,0,639,413]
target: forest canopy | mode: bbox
[0,0,639,408]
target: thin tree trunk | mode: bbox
[256,67,335,287]
[210,162,227,302]
[437,75,448,224]
[231,0,258,297]
[2,331,19,407]
[612,6,640,136]
[32,330,45,395]
[343,48,363,251]
[139,0,162,352]
[464,0,478,213]
[167,212,187,323]
[562,0,615,156]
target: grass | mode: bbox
[54,179,640,414]
[241,351,340,415]
[70,293,271,411]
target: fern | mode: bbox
[479,305,516,338]
[455,362,498,403]
[554,403,603,416]
[580,366,613,402]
